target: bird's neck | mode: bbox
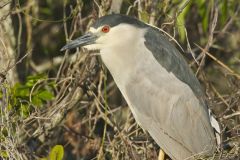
[99,38,158,88]
[100,46,137,84]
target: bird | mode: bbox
[61,14,220,160]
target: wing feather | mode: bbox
[125,78,216,159]
[122,47,217,159]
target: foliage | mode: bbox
[40,145,64,160]
[0,74,56,159]
[175,0,238,42]
[0,0,239,160]
[8,74,55,118]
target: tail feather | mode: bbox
[208,109,221,145]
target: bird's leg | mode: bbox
[158,149,165,160]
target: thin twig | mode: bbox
[223,111,240,119]
[195,44,240,80]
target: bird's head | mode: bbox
[61,14,147,52]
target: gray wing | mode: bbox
[124,72,217,160]
[144,28,221,141]
[144,27,207,108]
[122,27,217,159]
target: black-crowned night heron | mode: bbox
[61,14,220,160]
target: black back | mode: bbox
[92,14,147,28]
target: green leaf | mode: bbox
[7,103,13,110]
[196,0,206,7]
[32,96,43,106]
[20,104,30,118]
[0,150,8,158]
[48,81,57,88]
[220,0,228,26]
[1,127,8,137]
[41,7,52,16]
[17,87,30,97]
[0,90,2,98]
[202,10,209,33]
[176,1,191,42]
[196,0,209,33]
[49,145,64,160]
[27,74,46,81]
[38,90,54,101]
[25,80,35,87]
[13,83,30,97]
[140,11,149,23]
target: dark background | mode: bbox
[0,0,239,159]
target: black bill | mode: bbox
[60,32,97,51]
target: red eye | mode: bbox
[101,25,110,33]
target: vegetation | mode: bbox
[0,0,239,159]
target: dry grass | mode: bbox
[0,0,240,160]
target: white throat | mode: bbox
[98,24,147,85]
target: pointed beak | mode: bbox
[60,32,98,51]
